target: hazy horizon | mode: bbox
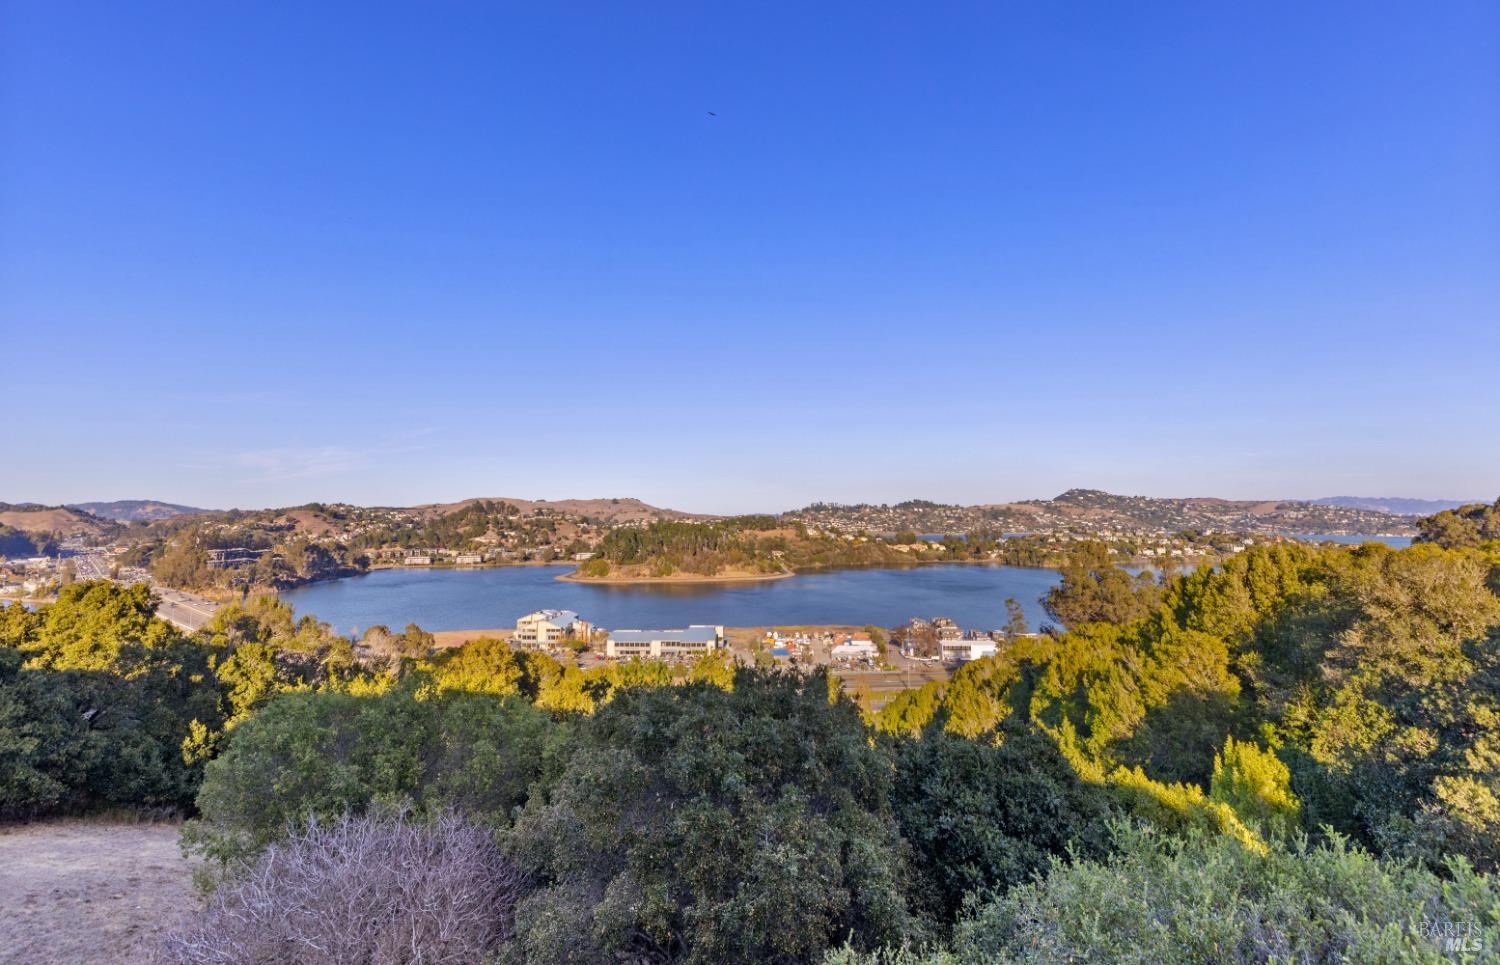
[13,488,1490,519]
[4,3,1497,512]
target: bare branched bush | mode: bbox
[159,810,521,965]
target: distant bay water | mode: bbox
[1292,533,1414,548]
[279,564,1063,638]
[279,535,1415,638]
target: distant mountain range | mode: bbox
[1308,496,1477,515]
[66,500,210,522]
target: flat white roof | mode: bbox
[609,625,719,644]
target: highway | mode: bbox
[69,552,111,581]
[152,586,222,632]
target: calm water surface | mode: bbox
[280,564,1062,637]
[1292,533,1414,548]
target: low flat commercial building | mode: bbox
[941,638,998,664]
[606,625,724,659]
[831,637,879,662]
[515,609,590,647]
[454,553,483,565]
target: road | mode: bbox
[69,553,112,581]
[151,586,221,632]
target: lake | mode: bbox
[1292,533,1413,548]
[280,564,1063,637]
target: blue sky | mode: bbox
[2,1,1496,514]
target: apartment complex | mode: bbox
[514,609,591,647]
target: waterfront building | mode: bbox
[515,609,590,646]
[941,638,998,663]
[606,625,724,659]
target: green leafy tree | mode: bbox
[186,685,559,866]
[18,581,180,670]
[1043,542,1161,628]
[1002,597,1027,638]
[508,670,916,963]
[1416,498,1500,549]
[888,723,1113,924]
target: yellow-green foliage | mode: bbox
[685,650,736,689]
[578,558,611,578]
[13,580,180,671]
[1109,765,1267,854]
[1210,736,1300,837]
[871,681,945,738]
[418,637,533,696]
[418,638,699,714]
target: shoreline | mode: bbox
[557,569,794,586]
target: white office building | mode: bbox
[940,638,998,664]
[606,625,724,659]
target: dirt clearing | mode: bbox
[0,819,197,964]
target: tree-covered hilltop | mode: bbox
[589,516,923,578]
[586,519,1237,582]
[1418,496,1500,549]
[5,529,1499,961]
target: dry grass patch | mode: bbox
[0,818,196,964]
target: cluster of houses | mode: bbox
[394,550,596,567]
[399,552,486,566]
[892,616,1008,664]
[0,555,58,597]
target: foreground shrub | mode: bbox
[889,723,1114,925]
[833,824,1500,963]
[507,669,917,964]
[185,685,560,865]
[958,825,1498,962]
[0,640,221,818]
[160,810,521,965]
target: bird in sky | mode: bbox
[707,111,717,117]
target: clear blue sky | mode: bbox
[3,2,1496,514]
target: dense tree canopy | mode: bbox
[1,589,221,817]
[1042,541,1163,628]
[507,670,916,964]
[186,685,560,866]
[1417,497,1500,549]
